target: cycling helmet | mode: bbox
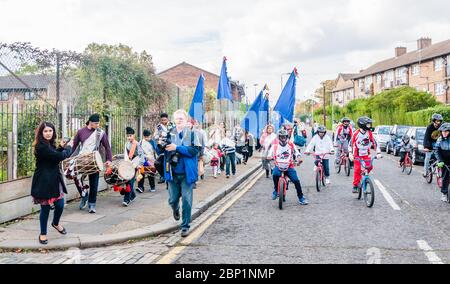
[357,116,373,131]
[341,117,351,123]
[278,129,289,146]
[317,125,327,134]
[432,113,444,123]
[402,135,410,144]
[439,123,450,132]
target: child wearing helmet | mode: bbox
[349,117,381,193]
[334,117,353,164]
[399,135,414,167]
[305,125,335,185]
[267,129,308,205]
[435,122,450,202]
[423,113,444,177]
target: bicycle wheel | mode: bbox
[426,169,433,184]
[357,184,362,200]
[401,163,406,173]
[315,170,322,192]
[278,178,286,210]
[364,178,375,208]
[437,168,443,189]
[335,158,342,174]
[344,159,350,177]
[406,161,413,175]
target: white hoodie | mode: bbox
[305,134,334,159]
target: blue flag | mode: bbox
[189,74,205,123]
[273,69,297,129]
[241,88,270,139]
[217,57,233,101]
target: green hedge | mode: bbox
[312,87,449,128]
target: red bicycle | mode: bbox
[400,151,413,175]
[335,145,351,176]
[305,152,332,192]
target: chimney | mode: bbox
[395,47,407,57]
[417,37,432,50]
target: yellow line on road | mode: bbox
[156,171,264,264]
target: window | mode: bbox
[376,74,382,83]
[447,55,450,76]
[384,70,394,88]
[365,76,372,91]
[24,91,36,100]
[396,67,407,85]
[412,64,420,76]
[434,58,444,71]
[0,92,8,101]
[435,82,445,96]
[358,79,364,91]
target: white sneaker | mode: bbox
[325,178,331,185]
[441,194,448,202]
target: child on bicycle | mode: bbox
[304,126,335,185]
[334,117,353,165]
[267,128,308,205]
[434,123,450,202]
[398,135,414,168]
[349,117,381,193]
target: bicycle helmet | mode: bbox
[341,117,351,123]
[317,125,327,134]
[357,116,373,131]
[432,113,444,123]
[402,135,410,144]
[439,123,450,132]
[278,129,289,146]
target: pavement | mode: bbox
[0,157,260,251]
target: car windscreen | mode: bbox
[397,127,409,136]
[378,127,391,135]
[416,129,426,142]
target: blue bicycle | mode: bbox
[355,156,382,208]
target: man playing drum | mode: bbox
[72,114,112,214]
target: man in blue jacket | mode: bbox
[163,109,201,237]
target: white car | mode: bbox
[373,125,393,151]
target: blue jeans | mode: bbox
[40,198,65,235]
[168,174,194,230]
[124,178,136,202]
[272,167,304,199]
[88,172,100,206]
[225,153,236,176]
[315,157,330,177]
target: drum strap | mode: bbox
[128,141,138,160]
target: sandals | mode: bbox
[38,235,48,245]
[52,223,67,235]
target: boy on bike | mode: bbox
[435,123,450,202]
[268,129,309,205]
[305,126,335,185]
[349,117,381,193]
[423,113,443,177]
[334,117,353,165]
[398,135,414,168]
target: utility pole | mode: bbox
[56,52,62,136]
[323,83,326,128]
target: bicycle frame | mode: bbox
[356,158,374,192]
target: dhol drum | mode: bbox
[104,159,135,186]
[62,151,104,178]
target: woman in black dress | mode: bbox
[31,122,72,245]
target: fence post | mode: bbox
[11,98,18,180]
[138,115,143,141]
[62,101,68,139]
[7,132,13,181]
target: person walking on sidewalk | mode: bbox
[221,130,237,178]
[233,123,245,164]
[243,130,255,164]
[194,120,208,180]
[72,114,112,214]
[260,124,277,178]
[154,113,175,184]
[122,127,144,207]
[210,143,223,178]
[31,122,73,245]
[137,129,157,193]
[164,109,201,237]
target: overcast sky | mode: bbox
[2,0,450,104]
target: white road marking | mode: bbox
[374,179,401,211]
[157,171,265,264]
[417,240,444,264]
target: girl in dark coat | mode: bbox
[31,122,72,245]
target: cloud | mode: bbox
[1,0,450,104]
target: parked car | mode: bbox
[406,127,427,165]
[373,125,393,151]
[386,125,411,156]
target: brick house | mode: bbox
[352,38,450,104]
[331,73,357,107]
[157,61,245,103]
[0,74,56,105]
